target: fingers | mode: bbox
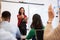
[48,4,54,21]
[48,4,53,14]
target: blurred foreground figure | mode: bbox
[44,5,60,40]
[0,11,21,40]
[0,12,17,40]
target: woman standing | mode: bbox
[17,7,27,35]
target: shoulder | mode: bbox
[30,28,35,33]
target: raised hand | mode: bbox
[48,4,54,21]
[21,15,24,18]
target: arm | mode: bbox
[44,22,53,38]
[44,23,60,40]
[44,5,60,40]
[44,4,54,39]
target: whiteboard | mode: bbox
[1,2,58,29]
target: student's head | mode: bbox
[19,7,25,15]
[2,11,11,22]
[31,14,43,29]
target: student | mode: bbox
[26,14,44,40]
[44,5,60,40]
[17,7,27,35]
[0,11,21,40]
[0,24,17,40]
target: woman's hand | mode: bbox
[24,17,27,22]
[48,4,54,21]
[21,15,24,18]
[17,15,24,19]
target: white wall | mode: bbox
[1,0,59,29]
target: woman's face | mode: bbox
[20,8,24,14]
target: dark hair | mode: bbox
[31,14,43,29]
[2,11,11,19]
[18,7,25,15]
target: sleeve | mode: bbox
[26,29,35,39]
[16,27,21,38]
[44,24,53,38]
[44,24,60,40]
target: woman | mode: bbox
[26,14,44,40]
[17,7,27,35]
